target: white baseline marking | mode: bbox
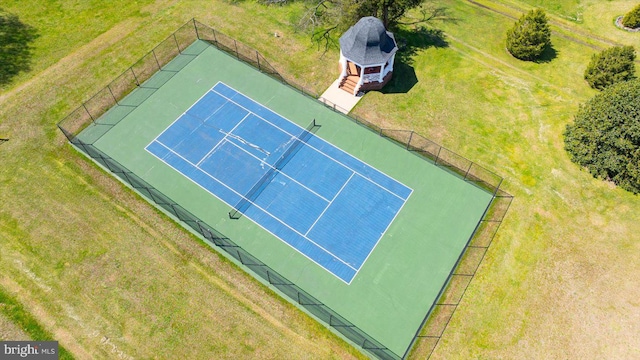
[149,139,358,274]
[148,81,411,283]
[304,172,355,237]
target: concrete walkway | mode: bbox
[318,79,363,114]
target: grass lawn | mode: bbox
[1,0,639,359]
[358,0,640,358]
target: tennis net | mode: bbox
[229,119,319,219]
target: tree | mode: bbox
[584,46,636,91]
[299,0,453,49]
[0,8,38,85]
[622,3,640,29]
[506,9,551,61]
[564,79,640,194]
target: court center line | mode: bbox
[212,85,410,202]
[151,139,358,273]
[195,112,250,167]
[148,141,355,283]
[304,171,355,237]
[151,83,408,282]
[224,138,332,203]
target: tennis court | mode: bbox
[146,82,411,283]
[74,39,496,357]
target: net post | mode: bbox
[228,118,319,220]
[228,209,242,219]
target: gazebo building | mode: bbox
[338,17,398,95]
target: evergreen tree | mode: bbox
[564,79,640,194]
[584,46,636,91]
[622,3,640,29]
[506,9,551,61]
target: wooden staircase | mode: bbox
[339,75,360,95]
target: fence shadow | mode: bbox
[57,19,511,360]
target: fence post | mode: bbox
[193,18,200,39]
[82,103,95,123]
[435,146,442,165]
[492,178,503,196]
[107,85,118,106]
[130,67,140,86]
[173,33,182,54]
[152,49,161,70]
[256,51,261,71]
[212,28,218,46]
[406,130,414,150]
[463,162,473,180]
[233,40,239,59]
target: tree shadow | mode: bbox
[0,9,39,86]
[395,26,449,64]
[380,26,448,94]
[534,43,558,63]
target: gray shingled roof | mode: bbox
[339,17,398,66]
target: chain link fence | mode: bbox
[57,19,512,360]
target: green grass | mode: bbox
[357,0,640,358]
[1,0,639,359]
[0,1,363,359]
[0,288,74,359]
[79,40,494,355]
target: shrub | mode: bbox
[506,9,551,61]
[622,4,640,29]
[564,79,640,194]
[584,46,636,91]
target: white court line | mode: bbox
[148,86,219,145]
[195,112,250,167]
[148,139,358,274]
[149,82,410,283]
[224,139,331,203]
[148,86,237,158]
[212,83,411,201]
[212,82,414,280]
[304,172,355,237]
[349,186,414,280]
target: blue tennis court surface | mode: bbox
[146,82,412,283]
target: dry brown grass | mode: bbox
[2,0,640,359]
[0,1,363,359]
